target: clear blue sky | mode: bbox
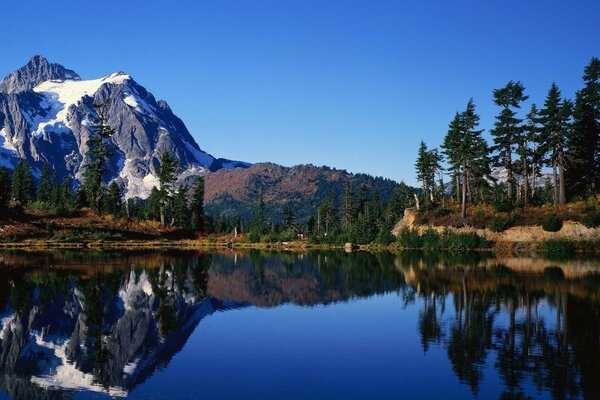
[2,0,599,185]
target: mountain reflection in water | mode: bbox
[0,250,598,399]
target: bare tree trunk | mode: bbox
[506,148,513,202]
[439,171,445,208]
[160,203,165,227]
[552,157,558,205]
[523,154,529,207]
[558,149,566,205]
[455,169,461,203]
[461,162,467,219]
[466,170,472,203]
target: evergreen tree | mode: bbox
[415,140,432,204]
[156,151,178,227]
[82,102,115,212]
[524,104,541,203]
[251,191,268,235]
[190,176,205,231]
[341,182,355,228]
[52,177,75,214]
[0,167,11,217]
[539,83,569,204]
[453,99,488,218]
[145,186,161,221]
[569,57,600,196]
[10,159,34,205]
[37,162,56,205]
[490,81,528,202]
[442,113,463,203]
[106,181,122,217]
[318,192,338,237]
[429,148,444,205]
[283,206,295,230]
[173,186,190,228]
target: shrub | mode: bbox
[543,239,575,255]
[441,230,489,251]
[433,207,451,217]
[541,215,563,232]
[421,228,442,250]
[582,212,600,228]
[493,199,514,213]
[397,228,423,249]
[487,215,512,232]
[397,228,489,251]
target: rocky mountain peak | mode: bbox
[0,55,81,93]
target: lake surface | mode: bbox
[0,250,598,399]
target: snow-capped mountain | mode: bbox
[0,56,250,197]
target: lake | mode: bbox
[0,249,598,399]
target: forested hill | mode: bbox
[204,162,404,223]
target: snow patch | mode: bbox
[123,92,155,115]
[143,173,160,190]
[0,128,16,152]
[0,314,15,340]
[32,72,131,135]
[119,270,153,310]
[182,137,214,167]
[30,333,128,397]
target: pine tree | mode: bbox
[52,177,75,215]
[173,186,190,228]
[342,182,355,228]
[283,206,295,230]
[415,140,432,204]
[490,81,528,203]
[156,151,178,227]
[569,57,600,196]
[190,176,205,231]
[539,83,569,204]
[10,159,34,205]
[106,181,122,217]
[0,167,11,217]
[442,113,463,203]
[252,191,267,235]
[429,148,443,205]
[82,102,115,212]
[318,192,338,237]
[455,99,488,218]
[524,104,541,202]
[145,186,161,221]
[37,162,56,205]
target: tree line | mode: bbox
[415,57,600,218]
[236,181,415,245]
[0,102,206,231]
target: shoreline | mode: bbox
[0,237,598,255]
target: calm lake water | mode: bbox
[0,250,598,400]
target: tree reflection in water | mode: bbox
[0,250,597,399]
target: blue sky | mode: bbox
[2,0,599,185]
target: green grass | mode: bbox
[542,239,575,255]
[397,227,490,251]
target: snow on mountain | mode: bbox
[0,56,251,198]
[30,72,130,135]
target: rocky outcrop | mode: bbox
[0,55,80,93]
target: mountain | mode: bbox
[0,56,250,197]
[443,166,554,195]
[204,162,400,223]
[0,56,404,219]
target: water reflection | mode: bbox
[0,250,598,399]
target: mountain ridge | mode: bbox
[0,56,250,197]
